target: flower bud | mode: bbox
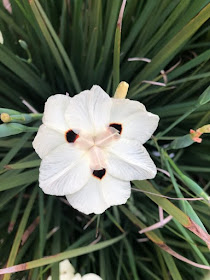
[0,123,37,137]
[169,134,194,149]
[1,113,11,123]
[114,81,129,99]
[0,108,21,115]
[19,40,28,50]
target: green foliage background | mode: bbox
[0,0,210,279]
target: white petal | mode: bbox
[59,260,75,278]
[66,173,130,214]
[121,111,159,143]
[72,274,82,280]
[101,174,131,206]
[43,94,71,132]
[111,98,146,118]
[32,124,65,159]
[110,98,159,143]
[66,176,108,215]
[48,275,75,280]
[60,275,74,280]
[82,274,103,280]
[65,86,112,135]
[47,260,75,280]
[106,138,157,181]
[39,143,91,195]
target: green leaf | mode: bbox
[168,50,210,80]
[165,153,209,201]
[123,238,139,280]
[3,188,38,280]
[133,3,210,83]
[161,251,182,280]
[135,179,187,223]
[0,169,39,191]
[0,234,125,274]
[164,156,207,232]
[5,160,41,170]
[0,185,26,210]
[30,0,81,93]
[0,45,50,97]
[169,134,194,149]
[113,24,121,93]
[198,85,210,105]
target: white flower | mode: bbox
[33,85,159,214]
[47,259,75,280]
[72,273,102,280]
[47,259,102,280]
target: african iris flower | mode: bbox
[47,259,102,280]
[33,84,159,214]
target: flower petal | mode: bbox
[72,274,82,280]
[66,173,130,214]
[59,260,75,278]
[101,174,131,206]
[82,274,103,280]
[106,138,157,181]
[39,143,91,195]
[66,176,108,215]
[32,124,65,159]
[110,98,159,143]
[65,85,112,134]
[59,275,73,280]
[43,94,71,132]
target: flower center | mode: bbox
[74,127,120,172]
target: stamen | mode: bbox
[95,127,120,147]
[109,123,122,134]
[65,130,79,143]
[89,146,106,170]
[93,169,106,179]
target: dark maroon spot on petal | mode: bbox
[109,123,122,134]
[93,169,106,179]
[65,130,79,143]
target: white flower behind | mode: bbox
[72,273,102,280]
[47,259,102,280]
[33,84,159,214]
[47,259,75,280]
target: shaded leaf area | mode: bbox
[0,0,210,280]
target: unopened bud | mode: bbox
[19,40,28,50]
[114,81,129,99]
[1,113,11,123]
[0,123,37,138]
